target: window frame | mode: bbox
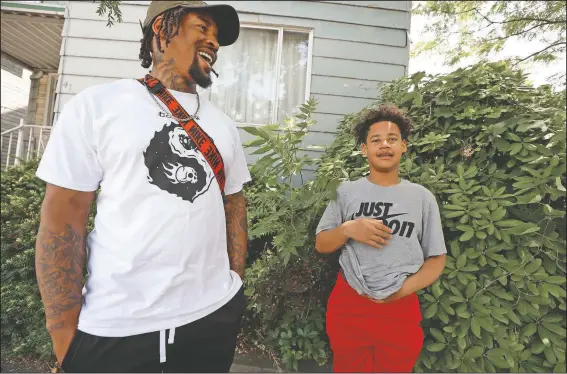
[219,23,314,127]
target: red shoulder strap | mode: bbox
[139,75,226,194]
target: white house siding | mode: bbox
[1,52,31,132]
[55,0,411,163]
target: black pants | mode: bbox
[62,287,245,373]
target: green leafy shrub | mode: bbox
[244,61,566,372]
[377,62,566,374]
[241,98,341,370]
[1,160,51,358]
[1,160,96,360]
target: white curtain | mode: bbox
[201,28,309,125]
[277,32,308,123]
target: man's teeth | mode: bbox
[198,51,212,63]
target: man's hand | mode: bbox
[343,219,393,249]
[51,327,76,365]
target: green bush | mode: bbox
[243,61,566,372]
[241,99,340,370]
[1,160,52,358]
[1,160,96,360]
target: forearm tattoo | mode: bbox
[35,224,86,333]
[224,191,248,278]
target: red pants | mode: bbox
[326,273,424,373]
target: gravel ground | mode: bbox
[0,357,56,373]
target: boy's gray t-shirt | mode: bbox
[316,178,447,299]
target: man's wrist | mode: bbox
[48,325,76,338]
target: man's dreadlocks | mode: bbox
[139,7,193,69]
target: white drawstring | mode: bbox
[159,328,177,364]
[159,330,166,363]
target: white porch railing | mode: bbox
[1,119,52,171]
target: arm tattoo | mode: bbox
[224,191,248,279]
[35,224,86,333]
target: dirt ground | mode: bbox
[0,357,56,373]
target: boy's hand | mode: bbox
[343,219,393,249]
[366,277,418,304]
[371,287,410,304]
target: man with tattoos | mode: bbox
[35,1,250,372]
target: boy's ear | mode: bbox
[402,139,408,153]
[361,143,368,157]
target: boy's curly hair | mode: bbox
[352,103,412,145]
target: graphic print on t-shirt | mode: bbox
[350,201,415,238]
[143,122,214,202]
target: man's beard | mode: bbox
[189,54,212,89]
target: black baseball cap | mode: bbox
[142,1,240,46]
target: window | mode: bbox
[200,25,312,125]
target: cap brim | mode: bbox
[180,4,240,46]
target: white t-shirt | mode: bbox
[36,79,252,337]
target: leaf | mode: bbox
[413,93,423,107]
[506,310,521,325]
[510,143,523,155]
[556,177,566,192]
[430,327,446,343]
[423,303,438,319]
[491,207,507,221]
[505,223,540,235]
[491,310,509,324]
[544,346,557,364]
[496,219,524,228]
[487,350,511,369]
[460,230,475,242]
[546,276,566,284]
[465,282,477,298]
[445,211,466,218]
[471,316,482,338]
[449,295,465,303]
[541,314,565,323]
[432,281,443,299]
[445,204,466,211]
[476,231,487,239]
[479,317,495,333]
[245,138,267,147]
[465,346,484,359]
[456,253,467,268]
[242,126,261,136]
[426,343,446,352]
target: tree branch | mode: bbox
[499,17,565,25]
[474,9,565,26]
[484,21,560,41]
[513,41,567,65]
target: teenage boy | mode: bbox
[315,104,447,373]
